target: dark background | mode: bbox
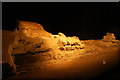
[2,2,120,40]
[2,2,120,79]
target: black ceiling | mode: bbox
[2,2,119,39]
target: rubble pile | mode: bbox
[51,33,84,51]
[102,33,116,42]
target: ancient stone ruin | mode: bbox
[11,21,84,55]
[6,21,85,69]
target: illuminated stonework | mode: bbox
[51,32,84,51]
[9,21,85,65]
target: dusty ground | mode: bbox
[3,39,119,79]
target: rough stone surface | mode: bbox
[9,21,85,65]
